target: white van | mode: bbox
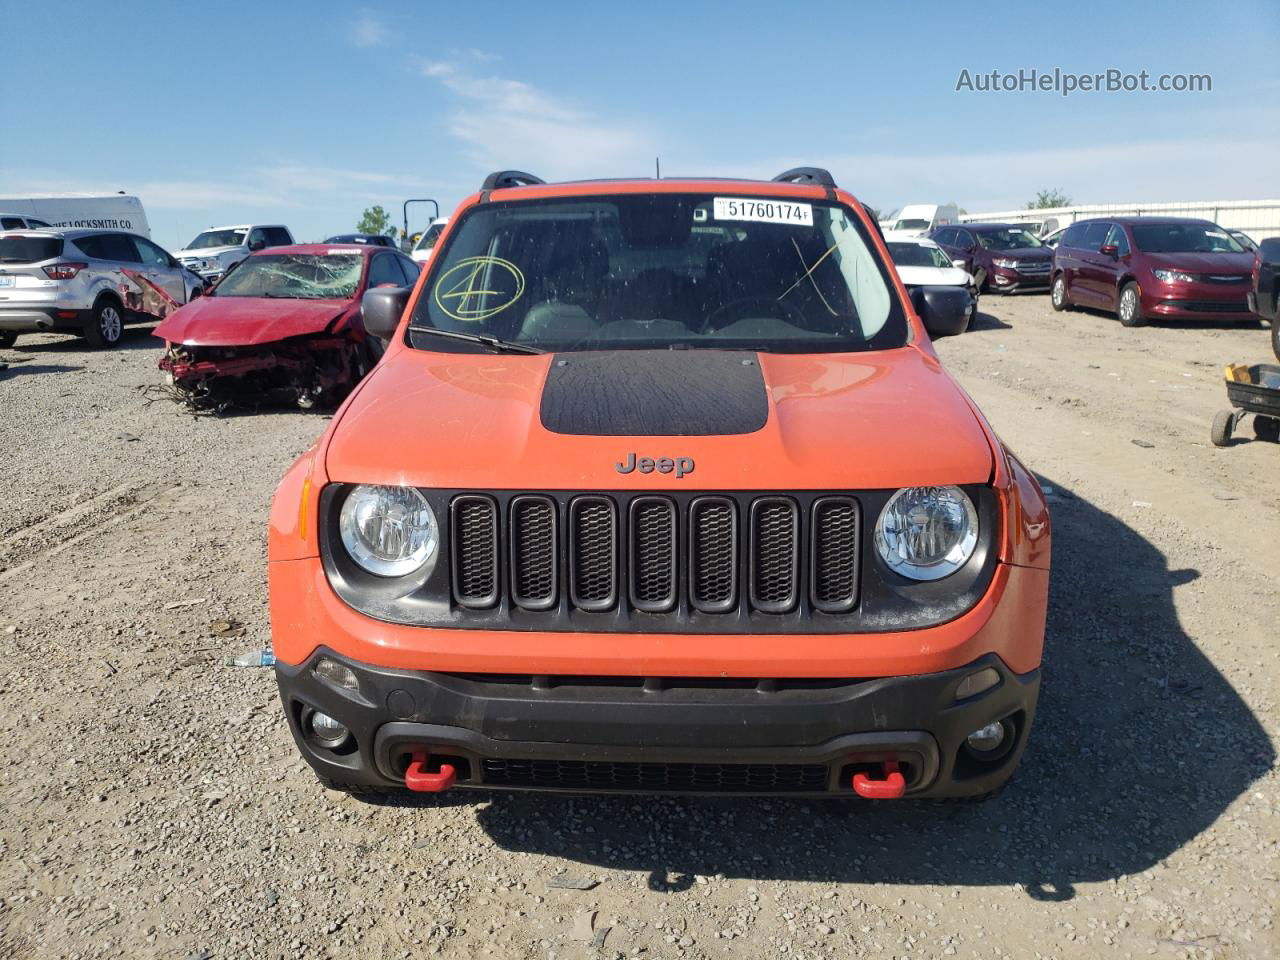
[888,203,961,235]
[0,195,151,238]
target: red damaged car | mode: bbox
[154,244,420,410]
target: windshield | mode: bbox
[892,218,930,231]
[1131,223,1245,254]
[887,242,952,269]
[414,223,446,252]
[976,228,1044,250]
[211,253,364,299]
[187,229,246,249]
[410,194,905,354]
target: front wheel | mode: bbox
[1210,409,1235,447]
[1271,314,1279,362]
[1050,274,1070,312]
[1118,282,1144,327]
[0,331,18,349]
[84,299,125,348]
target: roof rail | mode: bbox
[480,170,546,191]
[771,167,837,188]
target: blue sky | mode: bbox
[3,0,1278,251]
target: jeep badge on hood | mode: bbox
[616,453,695,478]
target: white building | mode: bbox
[962,200,1280,243]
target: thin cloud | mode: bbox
[350,11,389,48]
[420,60,657,179]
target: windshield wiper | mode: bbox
[410,325,545,355]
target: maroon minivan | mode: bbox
[1051,217,1255,326]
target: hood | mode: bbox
[325,347,995,490]
[1144,251,1255,273]
[988,246,1053,262]
[177,245,244,260]
[152,296,353,346]
[895,265,971,287]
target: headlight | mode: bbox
[874,486,979,581]
[1153,268,1195,284]
[339,485,438,577]
[992,258,1018,269]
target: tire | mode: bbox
[1050,274,1070,312]
[1210,409,1235,447]
[0,331,17,349]
[1118,282,1144,327]
[84,298,124,348]
[1255,416,1280,442]
[973,268,988,294]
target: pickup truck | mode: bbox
[177,224,294,284]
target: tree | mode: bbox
[1027,189,1072,210]
[356,205,396,236]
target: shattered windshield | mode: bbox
[211,253,364,300]
[188,229,247,249]
[409,194,905,353]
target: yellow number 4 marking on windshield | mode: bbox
[434,256,525,322]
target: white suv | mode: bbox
[177,223,294,283]
[0,229,203,348]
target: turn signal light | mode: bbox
[43,262,87,280]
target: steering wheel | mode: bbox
[702,297,807,333]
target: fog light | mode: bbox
[955,667,1000,701]
[966,721,1007,753]
[309,711,349,745]
[314,657,359,693]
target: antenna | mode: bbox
[655,156,661,179]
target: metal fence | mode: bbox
[961,200,1280,242]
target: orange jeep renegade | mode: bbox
[269,168,1050,801]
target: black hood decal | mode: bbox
[539,350,769,436]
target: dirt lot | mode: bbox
[1,297,1277,960]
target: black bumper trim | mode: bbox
[277,649,1040,798]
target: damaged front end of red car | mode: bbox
[157,334,373,412]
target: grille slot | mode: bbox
[509,496,557,610]
[689,497,737,612]
[1162,298,1250,313]
[569,497,618,611]
[749,498,800,613]
[481,758,828,792]
[630,497,677,612]
[810,497,860,613]
[451,496,499,609]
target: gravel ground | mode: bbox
[0,299,1277,960]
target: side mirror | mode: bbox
[248,239,265,251]
[912,285,973,339]
[1099,243,1118,257]
[190,286,204,299]
[361,286,411,341]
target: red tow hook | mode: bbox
[404,748,456,793]
[852,760,906,799]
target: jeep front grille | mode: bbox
[449,492,860,617]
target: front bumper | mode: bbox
[1144,292,1252,319]
[990,267,1051,293]
[278,649,1039,799]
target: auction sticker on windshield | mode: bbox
[714,197,812,226]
